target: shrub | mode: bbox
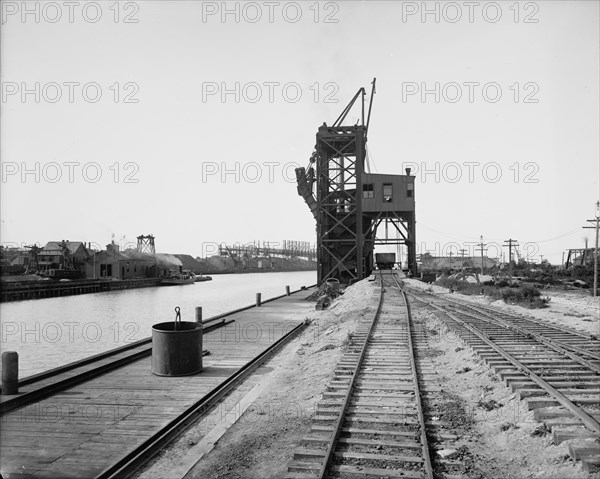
[520,284,541,301]
[437,278,549,309]
[484,287,503,302]
[501,287,523,303]
[436,278,482,295]
[501,284,550,308]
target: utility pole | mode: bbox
[583,200,600,297]
[458,249,467,271]
[503,239,519,278]
[476,235,487,274]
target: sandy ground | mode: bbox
[405,279,600,337]
[138,277,598,479]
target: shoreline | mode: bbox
[0,268,317,303]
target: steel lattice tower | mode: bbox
[296,79,417,284]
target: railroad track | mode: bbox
[435,293,599,353]
[406,286,600,473]
[0,315,233,416]
[286,272,435,478]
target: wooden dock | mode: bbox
[0,288,316,478]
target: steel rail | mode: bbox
[315,272,385,479]
[418,295,600,373]
[10,316,237,391]
[392,275,434,479]
[0,318,233,416]
[461,299,599,340]
[408,291,600,434]
[451,304,600,370]
[18,338,153,387]
[95,320,309,479]
[438,295,600,361]
[421,287,598,341]
[16,313,229,388]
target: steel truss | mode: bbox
[298,79,417,284]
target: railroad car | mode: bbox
[375,252,396,270]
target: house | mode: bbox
[86,243,123,279]
[38,241,90,271]
[122,249,158,278]
[86,243,156,280]
[0,246,28,275]
[2,247,30,267]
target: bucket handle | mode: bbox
[174,306,181,331]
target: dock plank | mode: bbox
[1,289,316,478]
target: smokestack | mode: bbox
[405,168,411,176]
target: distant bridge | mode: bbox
[218,240,316,262]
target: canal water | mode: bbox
[0,271,316,378]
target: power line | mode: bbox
[528,228,582,243]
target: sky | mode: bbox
[1,0,599,264]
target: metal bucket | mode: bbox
[325,278,340,293]
[151,308,202,376]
